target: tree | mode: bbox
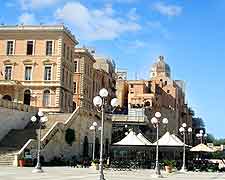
[192,117,205,129]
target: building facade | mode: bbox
[113,56,193,143]
[73,50,117,111]
[0,25,78,113]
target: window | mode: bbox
[5,66,12,80]
[43,90,50,107]
[44,66,52,80]
[130,84,134,88]
[67,46,69,60]
[61,67,64,83]
[74,82,77,93]
[46,41,53,56]
[25,66,32,80]
[63,43,66,58]
[27,41,34,55]
[74,61,78,72]
[167,90,170,94]
[165,81,167,86]
[6,41,14,55]
[70,49,73,61]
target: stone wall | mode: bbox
[0,106,36,141]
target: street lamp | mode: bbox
[31,110,48,173]
[151,112,168,178]
[89,122,98,161]
[93,88,118,180]
[179,123,192,172]
[196,130,207,144]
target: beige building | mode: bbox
[73,49,117,111]
[113,56,193,142]
[0,25,78,113]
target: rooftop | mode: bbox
[0,24,78,44]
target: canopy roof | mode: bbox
[153,132,185,146]
[137,133,152,145]
[190,143,215,152]
[113,131,151,146]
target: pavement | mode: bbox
[0,167,225,180]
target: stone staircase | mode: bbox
[0,113,72,166]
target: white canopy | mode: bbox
[113,131,151,146]
[190,143,215,152]
[153,132,185,146]
[137,133,152,145]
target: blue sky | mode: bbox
[1,0,225,138]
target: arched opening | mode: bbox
[43,90,50,107]
[73,101,76,111]
[83,136,89,158]
[24,90,31,105]
[105,138,109,157]
[2,95,12,101]
[95,137,100,159]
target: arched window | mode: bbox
[3,95,12,101]
[24,90,31,105]
[43,90,50,107]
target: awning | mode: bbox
[113,130,152,146]
[190,143,215,152]
[153,132,185,146]
[137,133,152,145]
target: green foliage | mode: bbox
[192,117,205,129]
[92,159,100,164]
[163,160,176,167]
[65,128,75,146]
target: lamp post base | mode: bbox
[180,166,187,173]
[32,164,43,173]
[98,174,106,180]
[151,174,163,178]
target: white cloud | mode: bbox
[18,12,37,25]
[128,40,146,49]
[55,2,141,41]
[127,8,139,21]
[153,2,182,17]
[20,0,58,10]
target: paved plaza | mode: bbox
[0,167,225,180]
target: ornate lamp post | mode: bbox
[31,110,48,173]
[93,88,118,180]
[179,123,192,172]
[89,122,98,161]
[151,112,168,178]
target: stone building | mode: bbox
[73,49,117,111]
[0,25,78,113]
[0,26,114,165]
[113,56,193,143]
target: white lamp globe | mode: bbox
[125,132,128,136]
[38,110,44,117]
[182,123,187,128]
[93,96,102,106]
[188,127,192,133]
[179,127,185,133]
[40,116,48,123]
[93,122,97,127]
[204,134,207,137]
[89,125,95,130]
[31,116,37,122]
[151,117,158,124]
[200,130,204,134]
[155,112,161,118]
[98,127,102,131]
[162,118,168,124]
[99,88,108,98]
[111,98,118,107]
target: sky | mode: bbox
[0,0,225,138]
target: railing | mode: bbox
[112,114,146,123]
[0,99,38,112]
[14,107,80,166]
